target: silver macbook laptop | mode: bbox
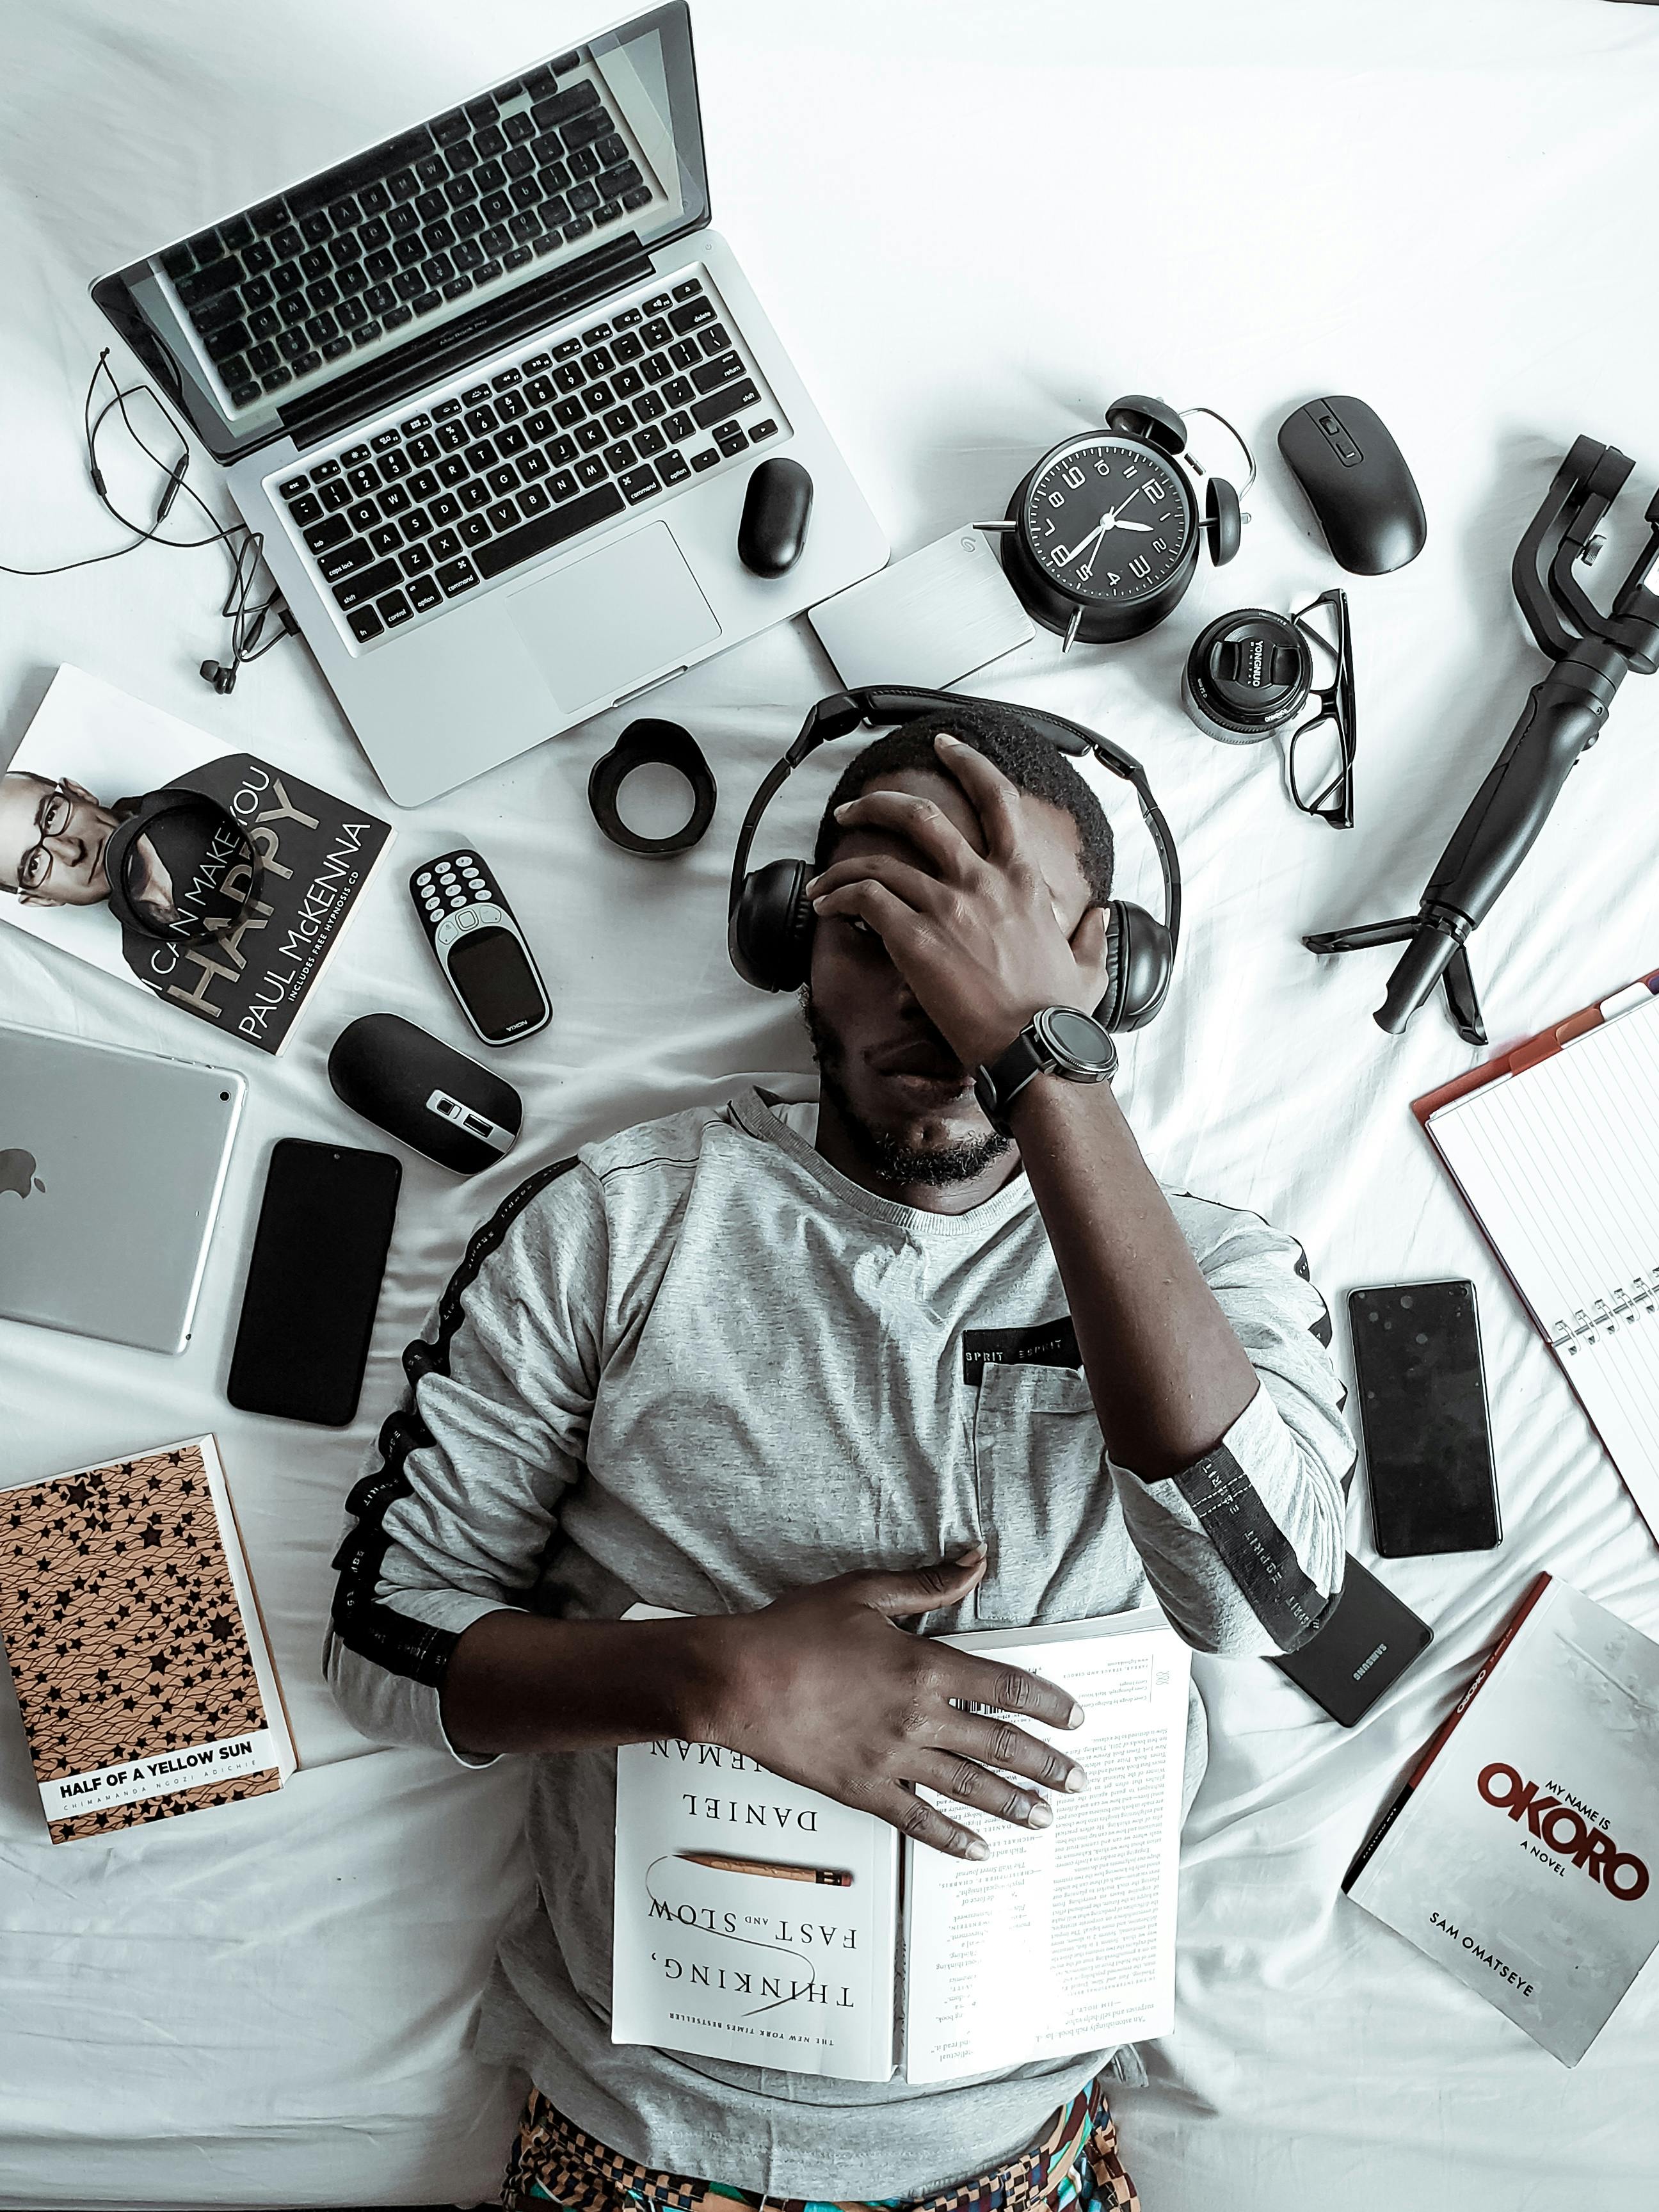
[0,1026,244,1355]
[92,3,887,808]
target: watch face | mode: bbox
[1040,1005,1114,1070]
[1020,437,1194,605]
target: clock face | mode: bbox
[1020,437,1194,604]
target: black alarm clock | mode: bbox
[989,395,1246,648]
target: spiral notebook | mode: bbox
[1415,969,1659,1546]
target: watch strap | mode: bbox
[974,1010,1116,1134]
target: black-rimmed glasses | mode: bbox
[1286,588,1355,828]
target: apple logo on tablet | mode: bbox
[0,1148,45,1200]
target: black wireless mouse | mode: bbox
[327,1013,522,1175]
[1277,396,1426,574]
[738,455,813,576]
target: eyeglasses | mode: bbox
[1286,589,1355,828]
[15,780,77,894]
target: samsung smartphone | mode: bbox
[1272,1554,1434,1725]
[227,1139,400,1426]
[1349,1279,1502,1557]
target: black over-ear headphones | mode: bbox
[727,685,1181,1032]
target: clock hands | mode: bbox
[1052,514,1112,569]
[1055,508,1155,566]
[1050,474,1168,569]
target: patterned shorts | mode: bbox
[499,2078,1140,2212]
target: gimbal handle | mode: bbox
[1374,666,1608,1031]
[1306,432,1659,1038]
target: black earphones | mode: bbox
[1,351,294,693]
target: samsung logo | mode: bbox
[1350,1641,1388,1681]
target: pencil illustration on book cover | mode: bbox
[0,665,393,1055]
[621,1740,886,2064]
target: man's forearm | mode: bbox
[441,1609,726,1756]
[1009,1075,1260,1481]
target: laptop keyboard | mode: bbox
[269,271,788,645]
[162,59,655,412]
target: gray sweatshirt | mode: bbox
[325,1090,1352,2197]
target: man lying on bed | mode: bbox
[326,705,1352,2212]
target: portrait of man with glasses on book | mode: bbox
[0,768,179,930]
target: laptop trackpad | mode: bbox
[507,522,721,711]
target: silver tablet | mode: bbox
[0,1024,244,1354]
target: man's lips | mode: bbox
[870,1038,969,1083]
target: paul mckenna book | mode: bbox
[613,1608,1190,2083]
[0,665,393,1055]
[1344,1574,1659,2065]
[0,1437,295,1843]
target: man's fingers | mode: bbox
[855,1551,988,1617]
[932,733,1023,862]
[806,850,947,916]
[1068,902,1112,996]
[931,1709,1088,1798]
[808,876,934,947]
[867,1782,989,1861]
[907,1747,1061,1830]
[945,1650,1085,1734]
[821,787,986,878]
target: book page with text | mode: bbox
[901,1612,1189,2084]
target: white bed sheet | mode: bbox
[3,1,1658,2204]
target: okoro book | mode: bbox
[1344,1575,1659,2064]
[0,1437,295,1843]
[613,1607,1190,2083]
[0,664,393,1055]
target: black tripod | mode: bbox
[1304,437,1659,1042]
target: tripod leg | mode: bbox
[1442,946,1487,1046]
[1302,917,1420,955]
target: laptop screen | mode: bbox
[90,3,707,464]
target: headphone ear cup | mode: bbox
[1205,477,1242,567]
[728,857,815,992]
[1095,902,1175,1033]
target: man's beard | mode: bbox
[803,994,1013,1188]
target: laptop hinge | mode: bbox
[280,238,654,451]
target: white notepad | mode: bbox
[1427,991,1659,1542]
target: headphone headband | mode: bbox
[104,784,263,943]
[727,684,1182,958]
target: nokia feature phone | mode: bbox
[410,849,550,1046]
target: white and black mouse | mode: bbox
[328,1013,522,1175]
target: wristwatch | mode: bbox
[973,1006,1118,1134]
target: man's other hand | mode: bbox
[689,1549,1088,1859]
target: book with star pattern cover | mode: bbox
[0,1436,294,1843]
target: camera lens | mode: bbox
[1182,608,1313,744]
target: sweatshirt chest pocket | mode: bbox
[968,1363,1107,1626]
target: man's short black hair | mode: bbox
[812,704,1114,905]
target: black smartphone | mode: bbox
[1349,1279,1502,1557]
[227,1139,400,1426]
[1271,1554,1434,1725]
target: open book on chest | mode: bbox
[611,1607,1190,2083]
